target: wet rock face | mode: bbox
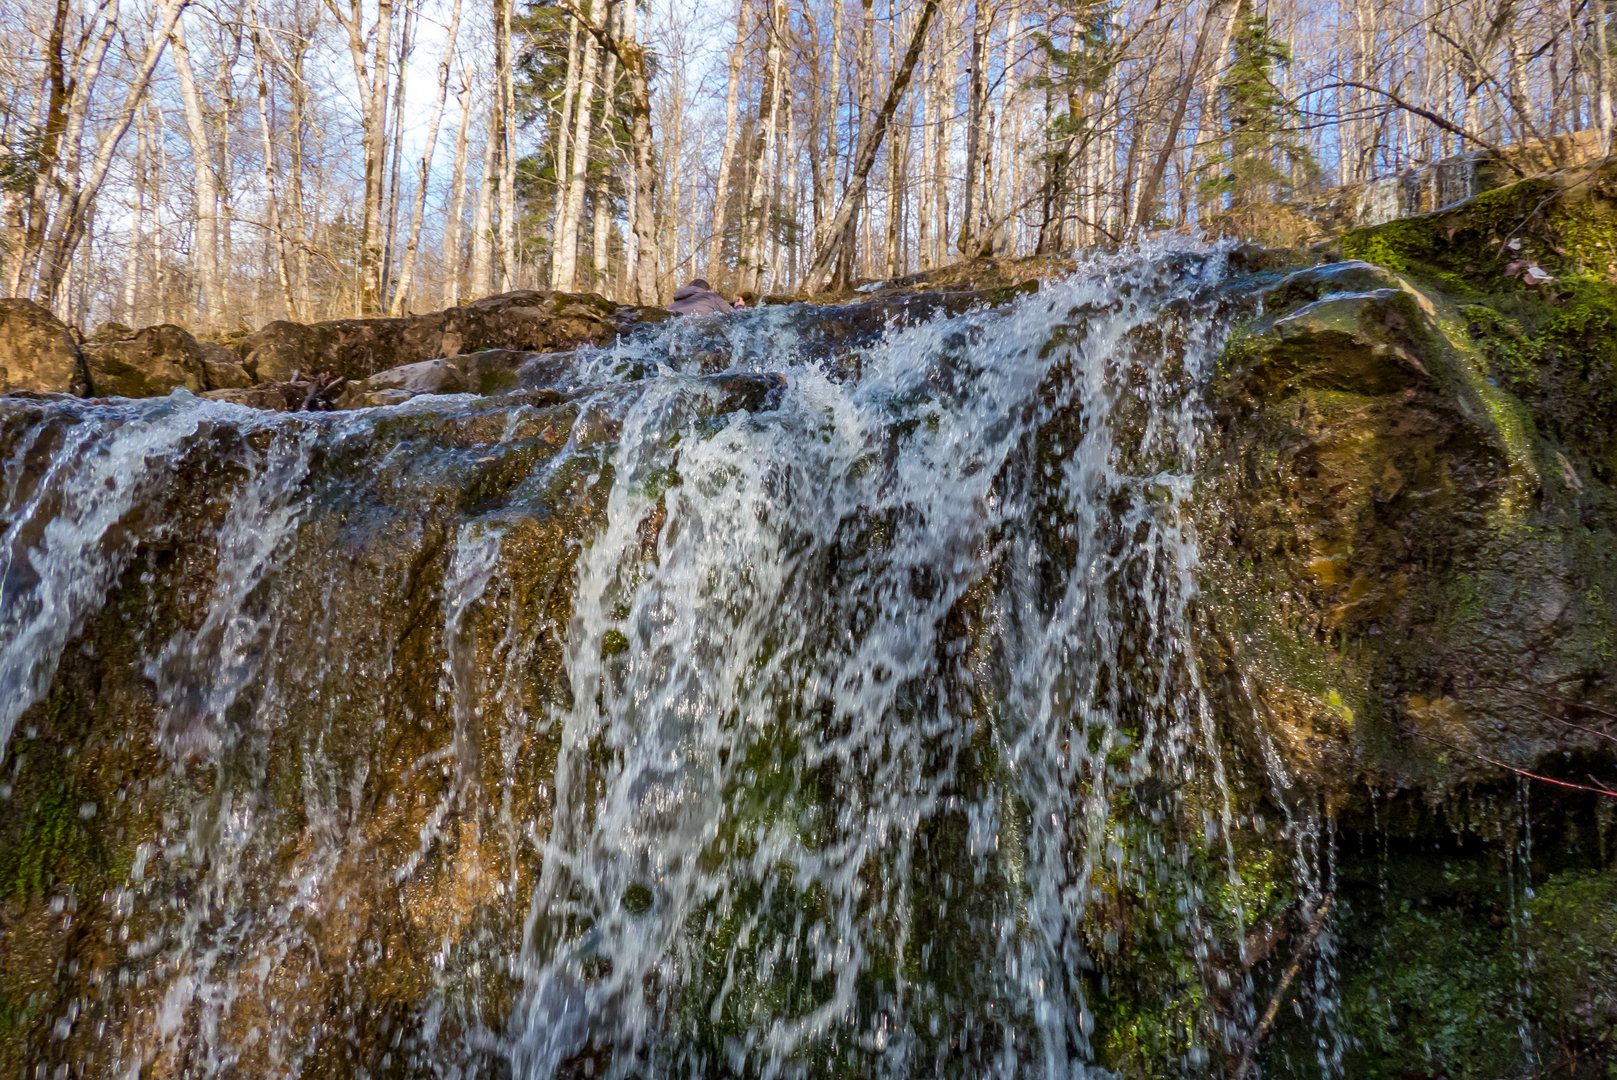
[0,259,1249,1079]
[1204,245,1617,1076]
[0,371,789,1077]
[200,348,252,389]
[1,242,1613,1078]
[0,298,86,394]
[1207,259,1617,796]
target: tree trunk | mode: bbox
[323,0,394,313]
[443,68,474,306]
[383,0,416,300]
[391,0,463,314]
[551,19,582,286]
[495,0,517,290]
[739,0,787,294]
[554,0,602,291]
[565,0,660,303]
[171,21,221,327]
[250,17,299,320]
[957,0,991,256]
[591,10,621,296]
[804,0,941,291]
[930,9,953,268]
[707,0,754,281]
[285,29,312,315]
[1595,0,1614,152]
[125,110,150,322]
[1133,0,1227,233]
[471,120,495,298]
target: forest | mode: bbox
[0,0,1608,328]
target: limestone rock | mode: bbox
[82,324,208,398]
[1207,259,1615,800]
[0,298,85,395]
[450,348,546,394]
[1233,287,1434,397]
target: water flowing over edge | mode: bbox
[0,240,1348,1078]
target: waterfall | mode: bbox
[0,243,1340,1077]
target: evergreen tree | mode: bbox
[1201,0,1316,211]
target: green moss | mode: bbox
[1098,977,1206,1076]
[1340,177,1563,291]
[1339,228,1412,273]
[0,693,105,903]
[1334,164,1617,481]
[1452,277,1617,481]
[1319,860,1617,1080]
[1459,304,1539,394]
[1085,773,1302,1077]
[1213,324,1266,382]
[1524,867,1617,1052]
[1547,191,1617,280]
[1337,900,1524,1078]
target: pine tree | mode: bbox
[1201,0,1316,211]
[1033,0,1118,249]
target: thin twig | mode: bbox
[1398,724,1617,799]
[1475,681,1617,725]
[1322,80,1527,176]
[1233,895,1336,1080]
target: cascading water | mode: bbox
[0,242,1342,1078]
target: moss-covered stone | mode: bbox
[1208,170,1617,1079]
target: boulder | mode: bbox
[200,344,253,390]
[200,385,299,411]
[82,324,208,398]
[0,298,85,395]
[335,358,470,409]
[1228,286,1435,398]
[236,318,325,384]
[240,290,626,384]
[1207,259,1612,800]
[87,320,133,342]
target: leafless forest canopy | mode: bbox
[0,0,1608,330]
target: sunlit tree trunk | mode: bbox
[495,0,517,290]
[383,0,416,300]
[591,13,620,296]
[739,0,787,293]
[707,0,754,281]
[441,71,472,307]
[325,0,394,314]
[957,0,991,256]
[471,122,495,298]
[554,0,601,291]
[391,0,462,314]
[171,20,222,326]
[250,17,298,321]
[805,0,941,290]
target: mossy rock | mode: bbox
[1211,206,1617,1076]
